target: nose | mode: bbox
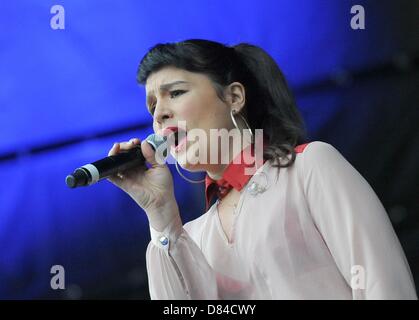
[154,102,173,125]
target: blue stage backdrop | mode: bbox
[0,0,418,298]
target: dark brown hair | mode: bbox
[137,39,307,171]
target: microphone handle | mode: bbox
[66,133,167,189]
[93,145,145,178]
[66,146,146,188]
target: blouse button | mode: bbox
[248,182,259,196]
[159,236,169,246]
[247,172,270,196]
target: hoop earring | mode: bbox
[230,109,253,143]
[175,161,205,184]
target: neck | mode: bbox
[205,131,253,180]
[206,166,226,180]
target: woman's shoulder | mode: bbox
[261,141,347,181]
[262,141,341,172]
[297,140,338,155]
[294,141,344,166]
[294,140,358,180]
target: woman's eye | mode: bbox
[149,90,185,115]
[169,90,185,98]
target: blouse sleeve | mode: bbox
[302,141,417,299]
[145,214,218,299]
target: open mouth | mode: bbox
[173,129,187,150]
[161,127,187,151]
[173,130,180,146]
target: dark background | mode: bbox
[0,0,418,299]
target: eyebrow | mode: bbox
[146,80,189,109]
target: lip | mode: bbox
[160,126,179,137]
[159,126,188,153]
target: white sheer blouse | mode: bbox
[146,141,417,299]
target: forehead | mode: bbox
[145,67,206,96]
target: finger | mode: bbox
[119,138,141,150]
[106,140,142,187]
[107,174,122,185]
[106,169,125,189]
[108,142,120,156]
[141,139,164,168]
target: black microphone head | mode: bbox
[65,175,76,188]
[65,168,89,188]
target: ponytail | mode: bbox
[232,43,307,169]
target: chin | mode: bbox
[172,153,205,172]
[170,144,207,172]
[176,160,203,172]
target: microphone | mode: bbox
[65,134,167,188]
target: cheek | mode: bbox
[178,101,198,120]
[152,121,159,134]
[199,104,229,130]
[175,96,208,129]
[179,91,230,132]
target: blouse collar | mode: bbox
[204,141,309,209]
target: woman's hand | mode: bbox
[107,138,179,231]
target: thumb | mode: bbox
[141,140,166,168]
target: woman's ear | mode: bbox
[225,82,246,113]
